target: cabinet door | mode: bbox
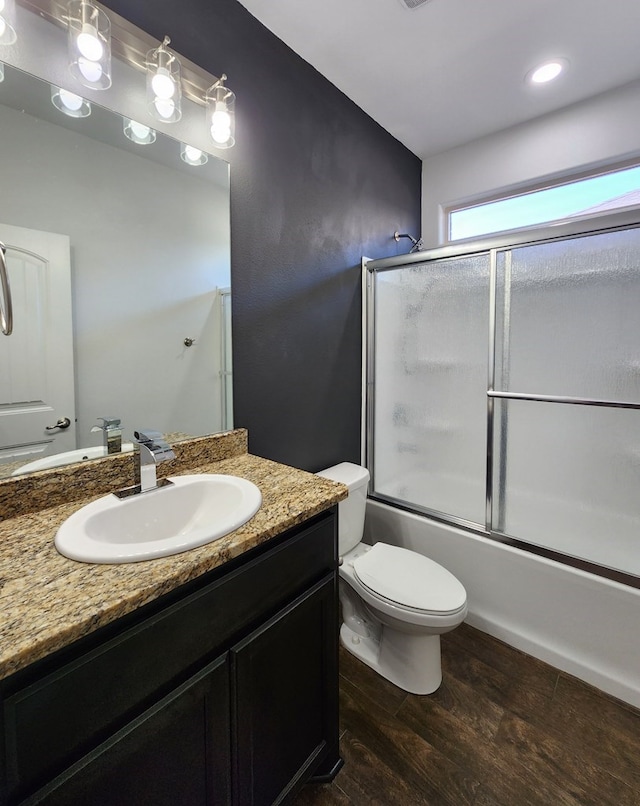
[232,575,338,806]
[25,655,231,806]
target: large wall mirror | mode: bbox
[0,6,232,478]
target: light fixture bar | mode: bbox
[15,0,222,106]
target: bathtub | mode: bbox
[365,499,640,708]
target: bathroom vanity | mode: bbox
[0,431,347,806]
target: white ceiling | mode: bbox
[237,0,640,160]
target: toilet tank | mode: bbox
[316,462,370,555]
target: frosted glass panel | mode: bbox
[372,255,489,525]
[496,227,640,402]
[492,399,640,575]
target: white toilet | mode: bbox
[317,462,468,695]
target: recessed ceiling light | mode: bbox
[528,59,567,85]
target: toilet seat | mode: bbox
[352,542,467,616]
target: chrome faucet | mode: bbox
[91,417,123,455]
[132,429,176,493]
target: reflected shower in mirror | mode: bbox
[0,63,231,478]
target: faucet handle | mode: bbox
[134,429,175,462]
[96,417,121,430]
[134,428,164,445]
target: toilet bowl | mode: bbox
[317,462,467,695]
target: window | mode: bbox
[448,163,640,242]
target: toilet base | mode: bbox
[340,621,443,695]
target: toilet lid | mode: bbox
[352,543,467,614]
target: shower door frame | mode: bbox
[365,208,640,589]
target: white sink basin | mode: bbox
[13,443,135,475]
[55,474,262,564]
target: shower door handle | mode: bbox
[0,241,13,336]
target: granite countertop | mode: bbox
[0,434,347,681]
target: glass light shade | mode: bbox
[51,85,92,118]
[146,39,181,123]
[76,23,103,61]
[123,118,156,145]
[67,0,111,90]
[0,0,17,46]
[180,143,208,166]
[205,76,235,149]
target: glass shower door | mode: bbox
[370,253,490,527]
[492,228,640,575]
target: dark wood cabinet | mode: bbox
[233,577,338,806]
[29,654,232,806]
[0,507,340,806]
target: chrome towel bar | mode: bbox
[0,241,13,336]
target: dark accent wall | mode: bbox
[103,0,421,471]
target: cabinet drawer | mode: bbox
[3,509,336,802]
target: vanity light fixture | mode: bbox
[180,143,208,166]
[0,0,17,45]
[51,85,91,117]
[67,0,111,90]
[146,36,182,123]
[123,118,156,145]
[205,74,235,149]
[9,0,238,146]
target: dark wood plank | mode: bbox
[293,781,353,806]
[495,711,640,806]
[295,624,640,806]
[394,690,494,789]
[444,624,558,708]
[340,675,479,806]
[395,672,504,759]
[338,645,408,716]
[471,789,513,806]
[397,683,585,806]
[331,730,436,806]
[531,671,640,791]
[440,634,556,722]
[444,623,557,679]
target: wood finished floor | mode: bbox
[294,623,640,806]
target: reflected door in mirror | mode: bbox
[0,222,76,469]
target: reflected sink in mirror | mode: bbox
[55,475,262,564]
[13,444,135,475]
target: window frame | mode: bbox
[444,157,640,244]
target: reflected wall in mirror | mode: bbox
[0,62,231,477]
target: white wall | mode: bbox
[421,79,640,246]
